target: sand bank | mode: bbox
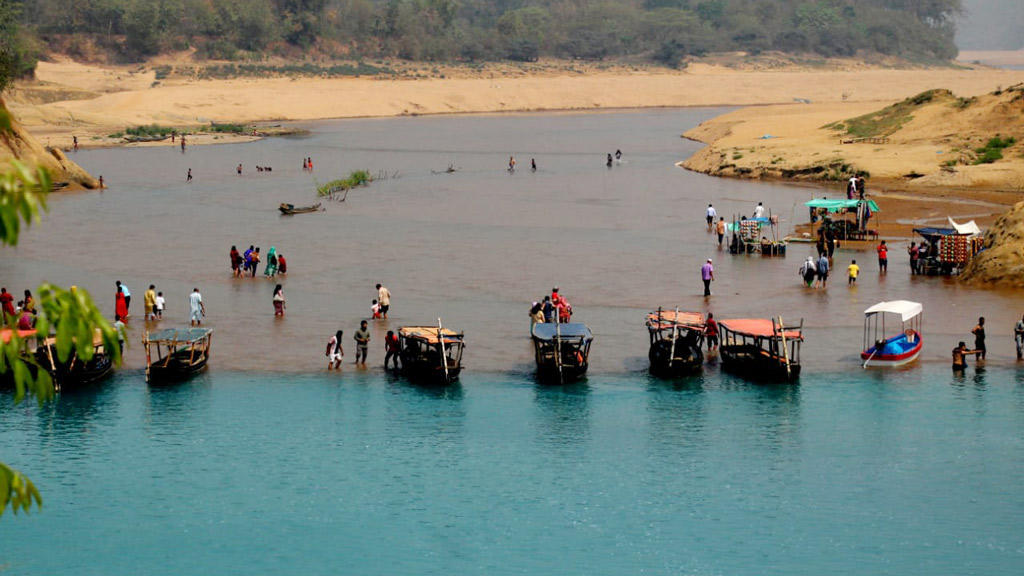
[8,58,1024,151]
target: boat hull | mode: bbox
[648,341,703,377]
[861,332,922,367]
[535,362,588,383]
[147,349,209,384]
[720,345,800,383]
[399,359,462,385]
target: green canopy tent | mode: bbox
[805,199,880,240]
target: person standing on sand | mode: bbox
[326,330,344,370]
[701,259,715,297]
[877,240,888,272]
[716,217,726,245]
[971,317,986,360]
[144,285,157,321]
[187,168,192,182]
[189,288,205,327]
[848,259,859,285]
[508,156,516,172]
[237,164,242,175]
[354,320,370,365]
[376,284,391,319]
[531,158,537,171]
[706,204,716,231]
[1015,315,1024,360]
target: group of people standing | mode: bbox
[528,287,574,327]
[1,287,37,330]
[230,245,287,279]
[326,284,395,370]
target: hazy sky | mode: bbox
[956,0,1024,50]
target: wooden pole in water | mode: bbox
[438,318,449,382]
[667,307,679,368]
[778,316,792,380]
[555,321,563,384]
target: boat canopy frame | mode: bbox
[863,300,922,351]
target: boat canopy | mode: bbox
[646,310,705,330]
[719,319,802,340]
[864,300,922,322]
[805,199,880,213]
[913,227,968,240]
[145,327,213,344]
[399,326,464,344]
[532,323,593,341]
[0,328,38,344]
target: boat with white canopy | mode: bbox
[861,301,923,368]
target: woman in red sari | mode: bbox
[115,289,128,320]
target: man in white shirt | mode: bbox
[189,288,205,326]
[706,204,716,230]
[376,284,391,319]
[754,202,765,219]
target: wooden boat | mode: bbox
[398,320,465,384]
[279,202,321,214]
[718,317,803,383]
[142,328,213,383]
[531,322,593,383]
[36,332,114,391]
[861,301,923,368]
[646,308,705,377]
[0,328,113,391]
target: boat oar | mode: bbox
[862,348,878,369]
[437,318,449,382]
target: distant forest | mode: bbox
[1,0,962,82]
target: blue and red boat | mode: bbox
[861,301,923,368]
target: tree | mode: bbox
[0,112,122,517]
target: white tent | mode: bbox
[948,216,982,237]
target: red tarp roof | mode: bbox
[719,319,802,340]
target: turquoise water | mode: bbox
[3,367,1023,575]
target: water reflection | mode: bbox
[142,373,213,436]
[644,372,708,456]
[532,381,592,451]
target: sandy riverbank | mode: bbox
[8,57,1024,151]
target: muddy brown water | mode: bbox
[3,109,1020,376]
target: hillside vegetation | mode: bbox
[5,0,962,75]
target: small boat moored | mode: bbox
[646,308,705,377]
[143,327,213,384]
[398,320,465,384]
[531,322,593,383]
[1,328,114,391]
[861,300,923,368]
[279,202,322,214]
[718,317,803,383]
